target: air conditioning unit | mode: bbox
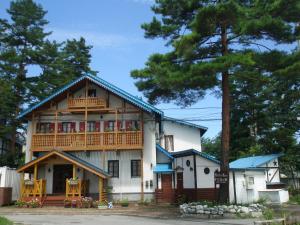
[245,176,255,189]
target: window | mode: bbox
[62,122,72,133]
[108,160,119,178]
[37,123,53,133]
[131,160,141,177]
[87,121,96,132]
[204,167,210,174]
[164,135,174,152]
[108,121,115,131]
[88,89,96,97]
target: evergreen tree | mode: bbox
[131,0,300,202]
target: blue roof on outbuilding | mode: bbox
[17,74,163,119]
[229,153,283,170]
[153,163,173,173]
[171,149,220,164]
[163,116,208,136]
[156,144,174,160]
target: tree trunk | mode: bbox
[219,24,230,203]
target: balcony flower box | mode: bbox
[24,180,34,186]
[68,178,79,186]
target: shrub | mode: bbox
[289,194,300,205]
[15,200,26,208]
[263,208,274,220]
[120,198,129,207]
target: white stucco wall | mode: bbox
[162,121,202,152]
[262,159,280,183]
[229,170,267,204]
[174,155,195,189]
[196,157,219,188]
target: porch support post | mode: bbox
[73,164,76,179]
[34,164,38,180]
[20,171,24,199]
[99,177,103,202]
[115,109,118,146]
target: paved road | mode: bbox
[6,214,257,225]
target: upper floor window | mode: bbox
[164,135,174,152]
[104,121,115,132]
[126,120,140,131]
[36,123,54,133]
[87,121,96,132]
[61,122,76,133]
[88,89,96,97]
[108,160,119,178]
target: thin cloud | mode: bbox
[124,0,155,5]
[48,28,145,49]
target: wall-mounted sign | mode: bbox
[214,171,228,184]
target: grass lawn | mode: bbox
[0,216,13,225]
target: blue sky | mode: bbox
[0,0,222,138]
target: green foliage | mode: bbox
[120,198,129,207]
[202,135,221,160]
[262,208,275,220]
[0,0,96,165]
[289,194,300,205]
[0,216,13,225]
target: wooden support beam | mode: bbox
[141,150,144,202]
[73,164,76,179]
[99,177,103,202]
[34,163,38,180]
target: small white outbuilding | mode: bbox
[0,166,20,201]
[229,154,289,204]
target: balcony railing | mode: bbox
[31,131,143,151]
[21,179,46,199]
[65,179,89,199]
[68,97,106,108]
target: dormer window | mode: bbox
[88,89,96,97]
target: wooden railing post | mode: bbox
[73,164,76,179]
[99,177,103,202]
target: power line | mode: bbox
[159,107,221,110]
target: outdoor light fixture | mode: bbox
[150,180,153,188]
[48,168,51,173]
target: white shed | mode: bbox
[0,167,20,201]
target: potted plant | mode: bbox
[97,201,108,209]
[64,199,71,208]
[68,177,79,186]
[24,179,34,186]
[71,199,77,208]
[81,197,92,208]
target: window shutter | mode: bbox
[58,123,63,133]
[49,123,55,133]
[95,121,100,132]
[117,121,122,131]
[104,121,109,129]
[126,120,132,130]
[79,122,85,132]
[71,122,76,132]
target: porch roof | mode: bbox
[17,150,110,178]
[153,163,173,173]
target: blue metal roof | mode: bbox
[17,74,163,119]
[171,149,220,164]
[229,153,284,170]
[153,163,173,173]
[163,116,207,136]
[156,144,174,160]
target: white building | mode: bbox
[16,74,208,205]
[229,154,289,204]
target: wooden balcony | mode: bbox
[68,97,106,109]
[31,131,143,151]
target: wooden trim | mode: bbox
[17,151,108,178]
[34,164,38,180]
[140,150,144,201]
[73,164,76,178]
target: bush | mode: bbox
[120,198,129,207]
[262,208,274,220]
[15,200,26,208]
[289,194,300,205]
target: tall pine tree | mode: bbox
[131,0,300,202]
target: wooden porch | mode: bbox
[18,151,110,207]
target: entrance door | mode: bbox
[53,164,73,194]
[176,172,183,192]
